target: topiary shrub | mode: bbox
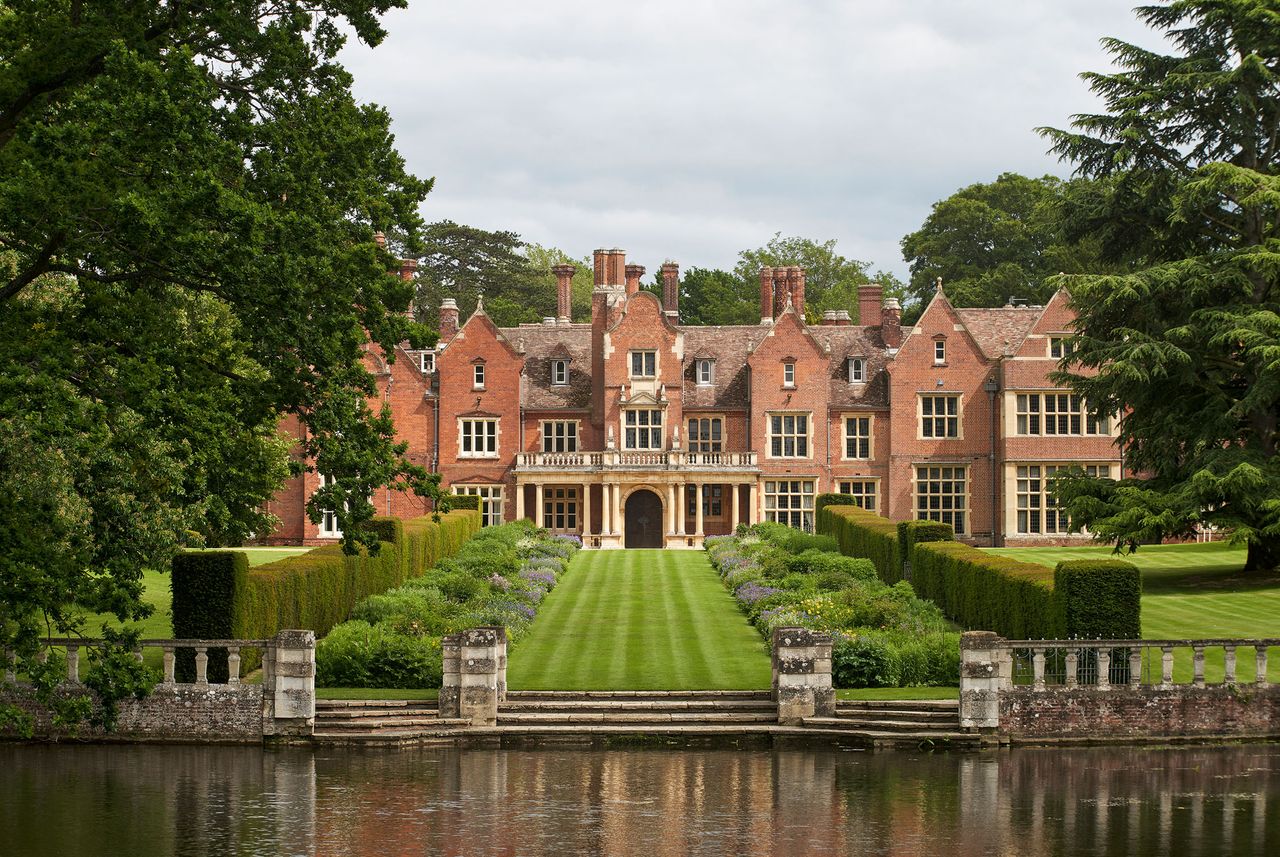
[1055,559,1142,639]
[817,505,902,582]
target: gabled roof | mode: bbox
[680,325,769,409]
[811,325,891,409]
[499,323,592,410]
[955,307,1042,359]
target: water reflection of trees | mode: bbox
[0,744,1277,856]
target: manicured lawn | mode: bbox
[985,542,1280,682]
[507,549,773,690]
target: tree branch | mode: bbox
[0,231,66,301]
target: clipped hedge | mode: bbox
[1055,559,1142,639]
[817,505,902,583]
[446,494,481,511]
[172,510,481,675]
[911,541,1062,639]
[818,506,1141,640]
[815,493,856,519]
[897,519,953,562]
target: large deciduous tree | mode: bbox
[1041,0,1280,571]
[900,172,1112,308]
[0,1,439,725]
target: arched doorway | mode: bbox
[624,489,664,548]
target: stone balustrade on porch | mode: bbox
[515,449,758,472]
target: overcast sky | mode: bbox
[338,1,1156,280]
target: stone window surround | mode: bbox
[630,349,657,378]
[933,336,947,365]
[763,478,818,531]
[766,411,812,459]
[783,360,796,388]
[542,485,580,532]
[918,393,963,440]
[687,413,724,453]
[1011,390,1115,437]
[315,473,343,538]
[472,360,485,389]
[458,417,499,458]
[846,356,866,384]
[622,407,664,450]
[1006,461,1118,536]
[540,419,580,453]
[696,358,715,386]
[841,413,873,460]
[914,463,968,535]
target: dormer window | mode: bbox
[783,362,796,387]
[473,362,485,389]
[419,351,435,373]
[934,339,946,365]
[696,359,714,386]
[630,350,656,378]
[551,359,568,385]
[847,357,865,383]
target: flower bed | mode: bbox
[316,522,578,689]
[705,523,959,688]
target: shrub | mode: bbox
[315,621,443,689]
[1055,559,1142,639]
[446,494,481,511]
[815,492,857,519]
[897,519,953,563]
[833,635,899,688]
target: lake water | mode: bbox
[2,742,1278,856]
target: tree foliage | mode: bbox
[900,172,1113,308]
[1040,0,1280,570]
[0,1,440,714]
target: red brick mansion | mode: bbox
[263,247,1123,548]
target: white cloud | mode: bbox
[339,1,1156,279]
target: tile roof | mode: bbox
[955,307,1041,358]
[501,323,593,410]
[811,325,891,409]
[680,325,770,409]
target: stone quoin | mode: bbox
[262,247,1125,548]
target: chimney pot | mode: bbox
[881,296,903,348]
[624,263,645,296]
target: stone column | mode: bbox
[694,482,705,538]
[439,633,461,718]
[748,481,758,526]
[582,482,592,539]
[667,483,677,536]
[677,483,687,536]
[612,482,622,537]
[515,480,525,521]
[262,629,316,737]
[959,631,1003,731]
[730,483,740,533]
[771,627,835,724]
[459,626,507,726]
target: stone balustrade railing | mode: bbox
[2,630,315,741]
[515,450,759,471]
[4,638,271,687]
[960,631,1280,739]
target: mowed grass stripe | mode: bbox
[508,549,771,690]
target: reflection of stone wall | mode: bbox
[0,684,263,742]
[1001,685,1280,739]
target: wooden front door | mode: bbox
[624,489,664,548]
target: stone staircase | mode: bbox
[310,693,978,749]
[801,699,971,748]
[492,690,777,734]
[312,699,470,745]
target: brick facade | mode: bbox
[264,248,1126,547]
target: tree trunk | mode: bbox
[1244,535,1280,573]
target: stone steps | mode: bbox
[498,711,778,725]
[499,699,776,713]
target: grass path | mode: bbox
[508,549,772,690]
[986,542,1280,682]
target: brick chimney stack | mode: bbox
[439,298,460,341]
[624,263,645,297]
[882,297,903,348]
[607,248,626,287]
[787,267,806,316]
[552,264,576,323]
[759,267,775,323]
[661,262,679,320]
[858,285,883,326]
[593,248,608,286]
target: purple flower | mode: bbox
[735,582,782,605]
